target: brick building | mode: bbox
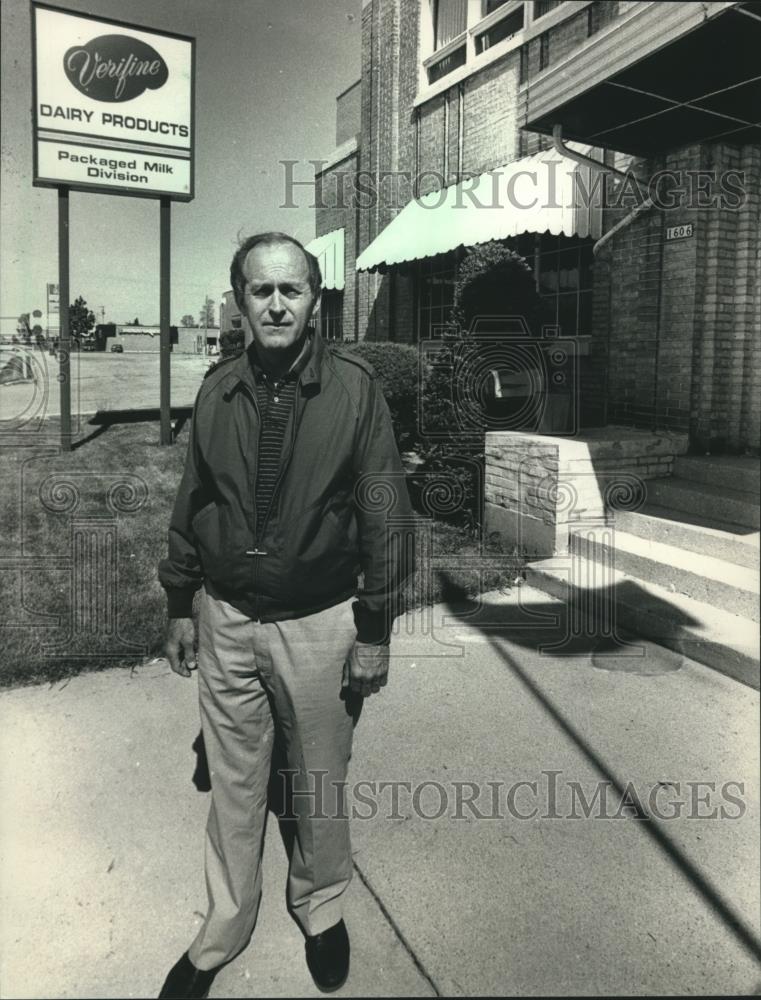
[314,0,761,452]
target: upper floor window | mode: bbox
[476,6,525,54]
[434,0,467,49]
[519,42,529,84]
[428,45,467,83]
[420,0,580,96]
[534,0,563,18]
[587,1,609,36]
[539,30,550,69]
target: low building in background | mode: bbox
[94,323,213,354]
[175,327,208,354]
[218,291,252,347]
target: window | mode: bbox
[539,31,550,70]
[514,234,593,337]
[320,291,344,341]
[417,253,458,340]
[428,45,467,83]
[434,0,467,49]
[534,0,563,18]
[519,42,529,84]
[419,0,584,97]
[427,0,467,83]
[587,2,606,36]
[476,6,525,53]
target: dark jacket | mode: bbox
[158,332,414,643]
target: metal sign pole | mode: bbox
[159,196,172,445]
[58,186,72,452]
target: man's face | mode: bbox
[240,242,319,356]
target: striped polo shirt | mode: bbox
[250,337,312,540]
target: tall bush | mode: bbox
[342,341,420,452]
[415,242,541,530]
[452,243,539,335]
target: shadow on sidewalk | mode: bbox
[435,574,693,675]
[438,574,761,965]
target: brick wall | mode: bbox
[336,81,361,146]
[417,95,446,194]
[461,54,520,176]
[691,142,761,451]
[356,0,405,341]
[591,141,761,451]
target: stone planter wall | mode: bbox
[484,427,689,556]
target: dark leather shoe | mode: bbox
[305,919,350,993]
[158,952,218,999]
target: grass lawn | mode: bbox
[0,419,521,688]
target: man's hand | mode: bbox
[343,640,390,697]
[165,617,197,677]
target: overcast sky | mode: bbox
[0,0,360,325]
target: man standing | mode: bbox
[158,233,413,998]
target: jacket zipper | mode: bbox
[240,378,307,619]
[239,381,264,617]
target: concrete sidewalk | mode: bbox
[1,586,759,997]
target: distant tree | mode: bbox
[180,314,197,328]
[199,297,216,329]
[69,297,96,344]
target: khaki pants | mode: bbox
[188,589,359,970]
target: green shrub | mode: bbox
[413,243,541,529]
[343,341,420,452]
[452,242,539,334]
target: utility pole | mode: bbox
[159,197,172,445]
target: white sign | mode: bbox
[665,223,694,242]
[32,3,194,200]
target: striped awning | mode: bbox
[305,227,345,291]
[356,146,604,273]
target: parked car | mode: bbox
[110,344,124,353]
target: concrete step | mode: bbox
[525,555,760,689]
[613,504,759,569]
[570,529,759,622]
[674,455,760,495]
[647,477,760,530]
